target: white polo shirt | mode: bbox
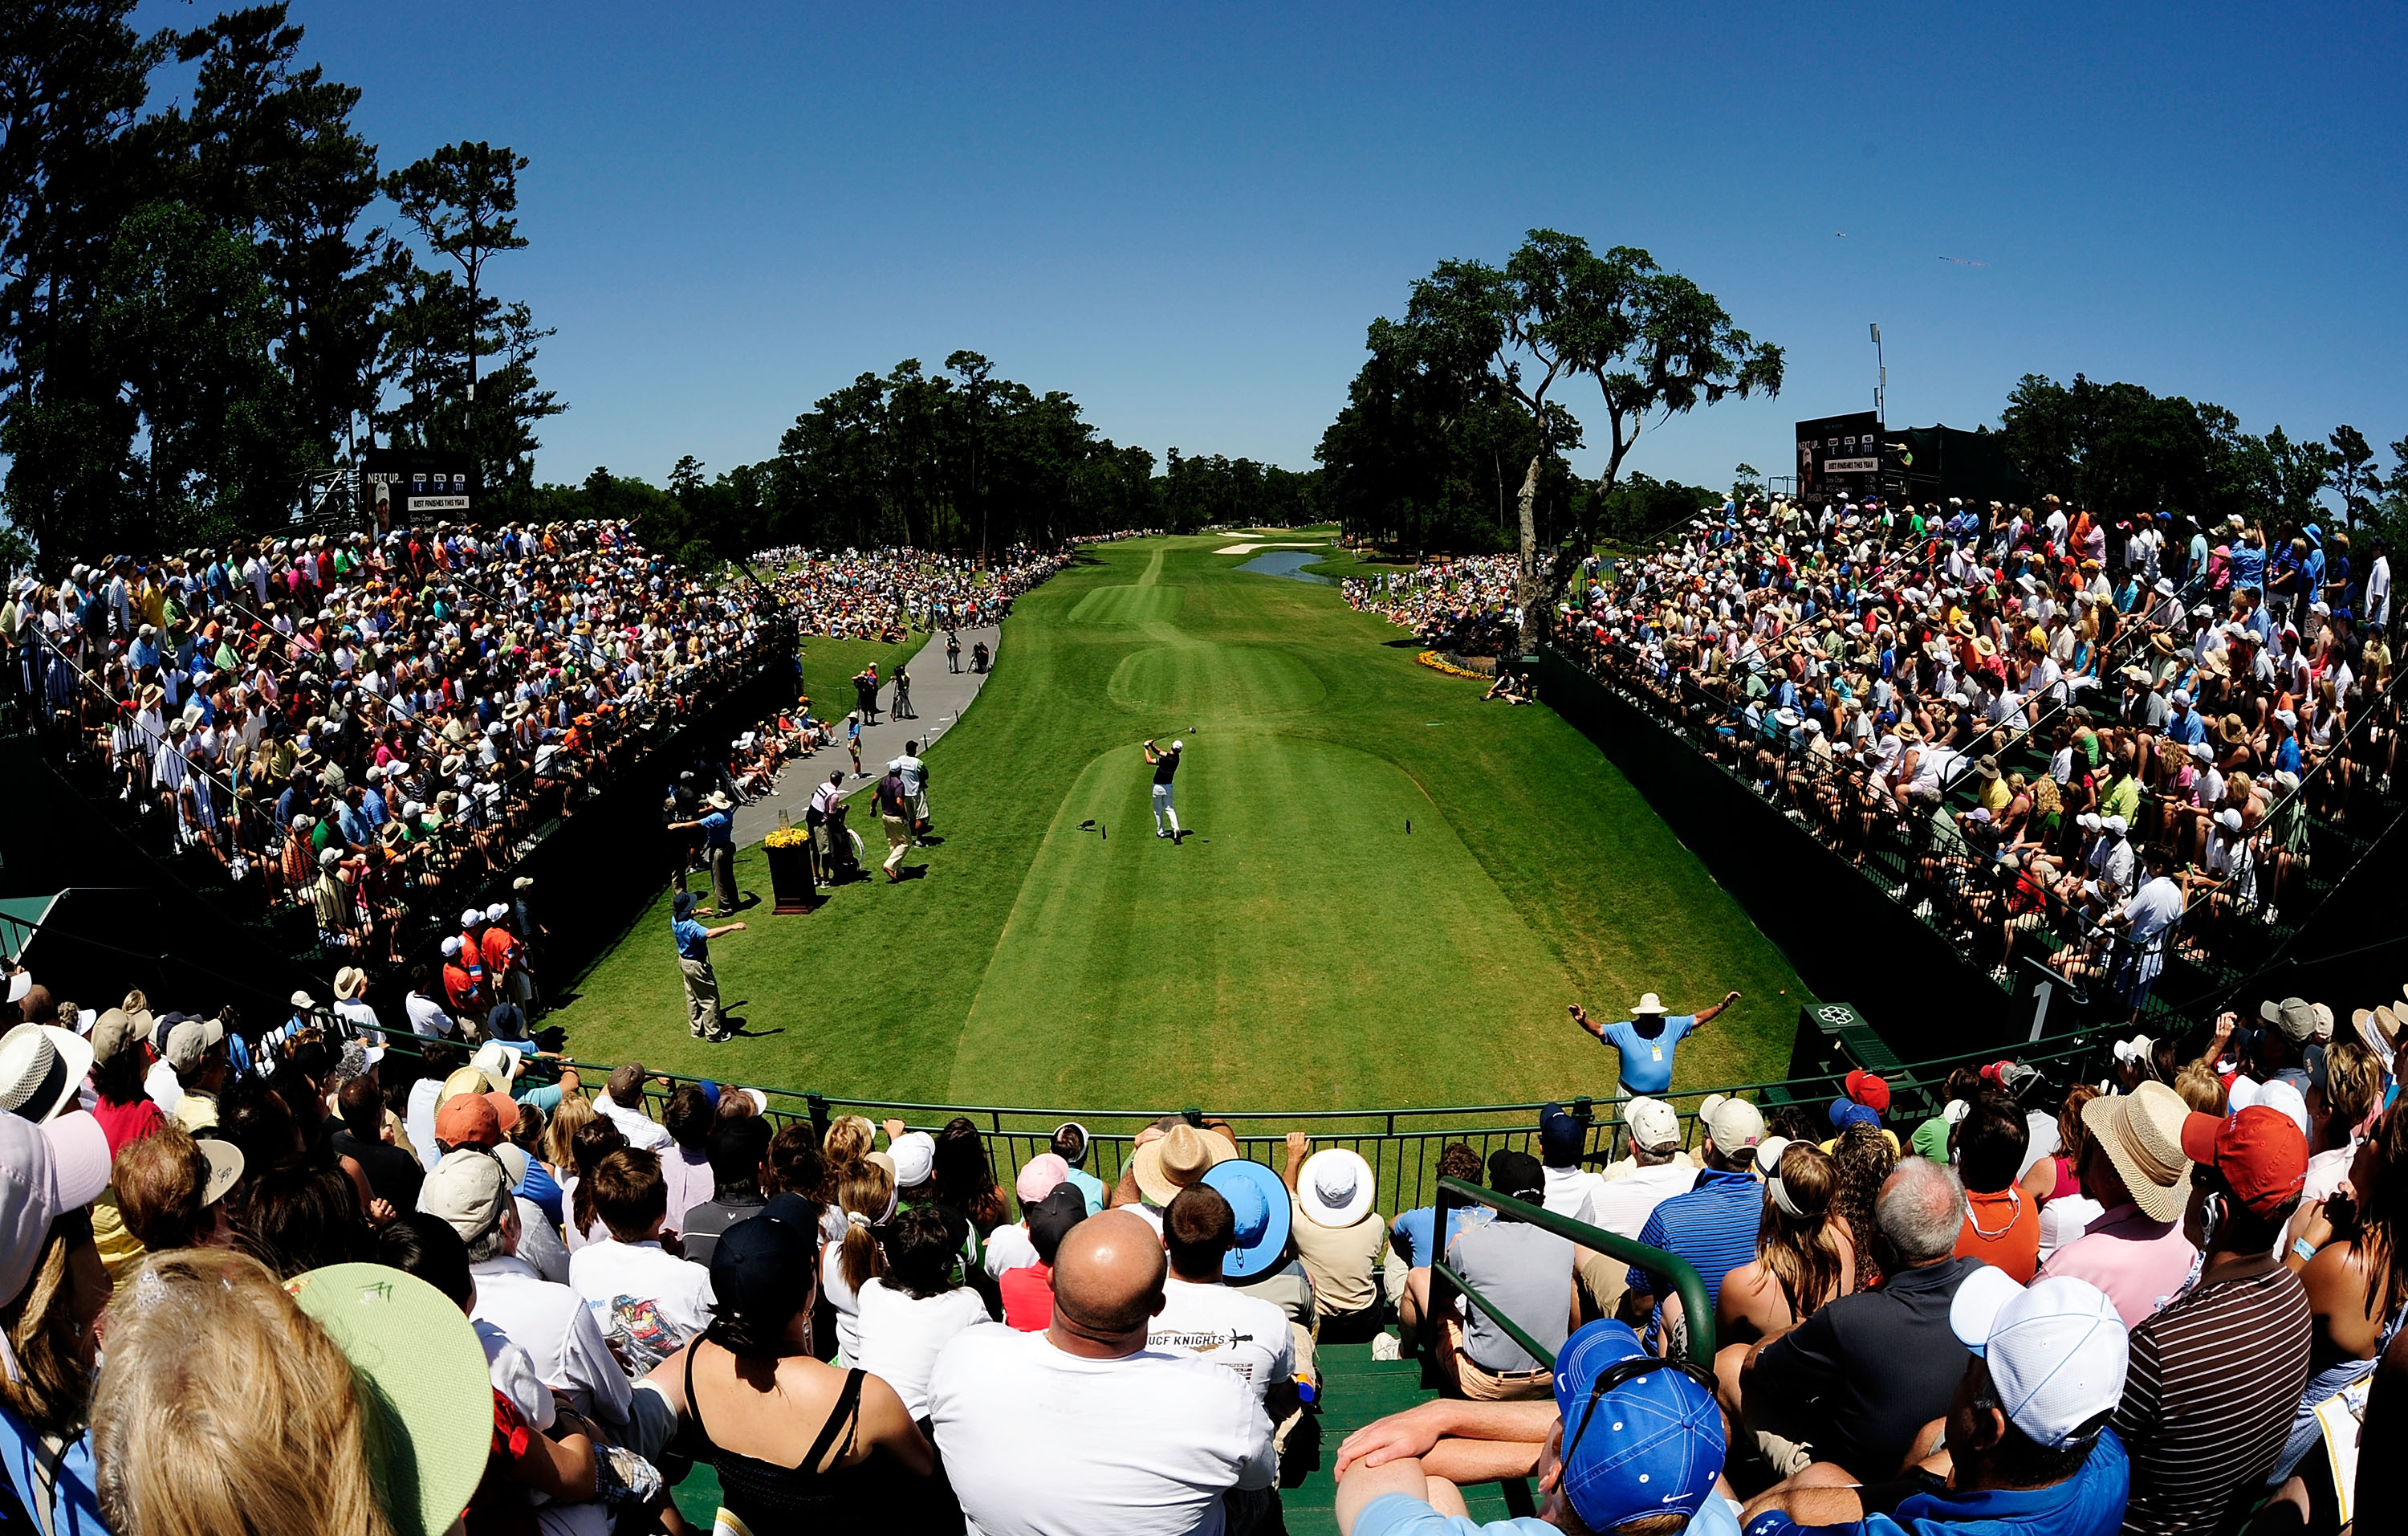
[470,1253,635,1428]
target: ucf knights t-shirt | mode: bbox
[1145,1277,1291,1400]
[1153,748,1180,784]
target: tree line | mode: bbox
[1991,373,2408,554]
[0,1,559,565]
[524,352,1321,572]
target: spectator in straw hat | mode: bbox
[1283,1139,1385,1329]
[1128,1122,1235,1228]
[1568,987,1743,1098]
[2036,1081,2199,1327]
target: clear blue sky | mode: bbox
[153,1,2408,494]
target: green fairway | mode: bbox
[553,536,1814,1110]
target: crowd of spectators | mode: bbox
[10,942,2408,1534]
[1364,498,2402,1017]
[755,544,1077,641]
[1344,554,1523,656]
[0,523,791,968]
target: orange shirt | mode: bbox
[1955,1187,2040,1282]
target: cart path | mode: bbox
[730,623,1001,848]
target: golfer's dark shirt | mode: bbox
[1750,1253,1983,1480]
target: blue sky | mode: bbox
[148,1,2408,493]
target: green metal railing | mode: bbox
[1427,1177,1714,1372]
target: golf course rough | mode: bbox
[557,535,1814,1111]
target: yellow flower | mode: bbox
[764,825,809,849]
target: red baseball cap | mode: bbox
[2179,1106,2308,1216]
[434,1092,502,1150]
[1845,1069,1891,1115]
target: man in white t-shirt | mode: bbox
[1147,1184,1296,1405]
[566,1147,714,1378]
[927,1209,1275,1536]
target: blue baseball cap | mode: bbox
[1552,1321,1725,1530]
[1828,1098,1881,1134]
[1200,1159,1291,1281]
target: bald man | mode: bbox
[928,1209,1277,1535]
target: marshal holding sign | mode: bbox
[361,448,477,533]
[1794,411,1886,507]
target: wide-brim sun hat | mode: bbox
[1131,1122,1233,1207]
[285,1263,491,1536]
[2080,1081,2193,1223]
[1297,1147,1375,1229]
[0,1023,96,1123]
[1629,992,1670,1017]
[1201,1158,1292,1281]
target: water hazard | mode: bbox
[1236,549,1334,584]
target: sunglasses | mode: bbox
[1561,1352,1719,1469]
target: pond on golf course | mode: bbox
[1236,549,1334,584]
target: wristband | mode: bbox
[2292,1237,2320,1262]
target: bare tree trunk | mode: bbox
[1515,451,1544,654]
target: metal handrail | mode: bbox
[1429,1176,1714,1372]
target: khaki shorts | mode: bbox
[1446,1318,1553,1402]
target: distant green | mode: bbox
[554,536,1812,1110]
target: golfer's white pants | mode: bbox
[1152,783,1177,828]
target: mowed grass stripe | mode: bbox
[945,732,1577,1106]
[553,536,1815,1110]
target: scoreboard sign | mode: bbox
[362,448,477,533]
[1794,411,1885,506]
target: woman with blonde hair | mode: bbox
[1712,1143,1853,1416]
[822,1114,876,1177]
[90,1251,390,1536]
[541,1087,597,1176]
[822,1160,896,1366]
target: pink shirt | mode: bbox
[661,1145,714,1235]
[2035,1200,2199,1326]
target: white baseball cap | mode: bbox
[889,1131,936,1189]
[1171,739,1184,752]
[1697,1094,1763,1152]
[1622,1096,1682,1155]
[1950,1269,2129,1448]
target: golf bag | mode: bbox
[821,797,864,883]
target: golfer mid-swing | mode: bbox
[1145,737,1184,842]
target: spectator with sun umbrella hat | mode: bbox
[1285,1143,1385,1331]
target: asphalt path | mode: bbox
[729,622,999,848]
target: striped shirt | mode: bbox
[1627,1167,1762,1345]
[2113,1254,2311,1535]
